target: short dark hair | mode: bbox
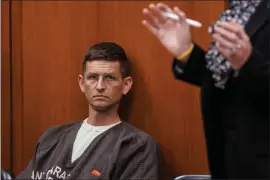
[83,42,131,77]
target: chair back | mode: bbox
[1,169,14,180]
[174,175,211,180]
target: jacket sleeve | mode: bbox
[172,43,207,87]
[113,136,161,180]
[15,125,68,179]
[232,47,269,98]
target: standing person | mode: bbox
[16,42,160,180]
[142,1,269,179]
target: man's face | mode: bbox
[78,60,132,112]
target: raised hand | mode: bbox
[142,3,193,56]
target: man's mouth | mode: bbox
[93,95,108,99]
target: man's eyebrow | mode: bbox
[104,73,117,76]
[85,72,97,75]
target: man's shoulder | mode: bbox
[37,120,82,149]
[120,122,158,146]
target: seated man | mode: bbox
[16,42,160,180]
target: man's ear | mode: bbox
[78,75,85,93]
[122,76,133,95]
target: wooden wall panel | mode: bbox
[1,0,11,170]
[11,0,24,175]
[10,1,225,178]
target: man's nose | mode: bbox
[96,77,106,91]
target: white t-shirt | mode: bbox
[71,119,121,162]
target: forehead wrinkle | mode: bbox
[85,61,120,75]
[87,68,117,75]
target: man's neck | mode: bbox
[87,107,120,126]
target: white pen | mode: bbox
[163,12,202,28]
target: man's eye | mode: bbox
[105,75,115,80]
[87,75,97,80]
